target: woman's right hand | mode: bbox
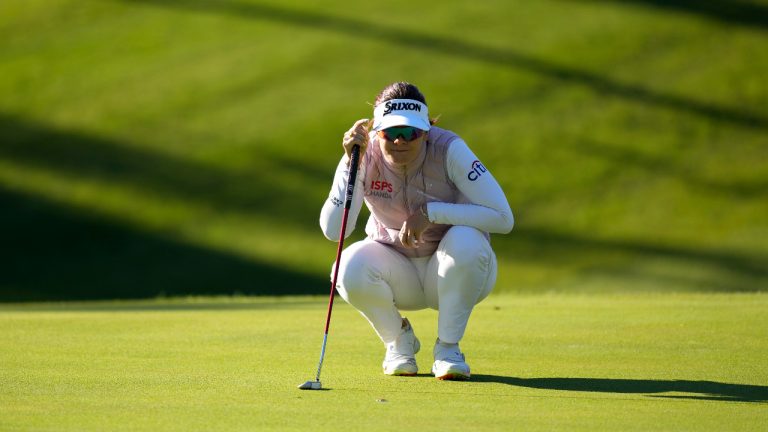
[342,118,371,163]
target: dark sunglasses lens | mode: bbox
[382,126,421,141]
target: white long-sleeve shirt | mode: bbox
[320,127,513,257]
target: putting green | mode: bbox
[1,292,766,431]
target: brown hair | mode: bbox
[374,82,427,106]
[374,82,438,126]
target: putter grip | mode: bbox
[344,145,360,209]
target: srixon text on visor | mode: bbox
[383,101,422,115]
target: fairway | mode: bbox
[2,0,767,301]
[1,293,766,431]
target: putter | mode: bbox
[298,144,361,391]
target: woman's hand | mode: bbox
[342,118,371,163]
[399,205,431,249]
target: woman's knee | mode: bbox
[433,226,498,305]
[437,226,494,272]
[335,241,390,304]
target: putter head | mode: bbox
[298,380,322,390]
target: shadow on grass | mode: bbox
[579,0,768,31]
[575,139,768,199]
[0,298,325,312]
[123,0,768,131]
[472,375,768,403]
[495,227,768,292]
[0,113,347,302]
[2,109,765,300]
[0,113,326,229]
[2,110,765,299]
[0,184,327,302]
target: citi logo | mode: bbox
[467,160,487,181]
[383,101,422,116]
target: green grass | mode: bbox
[1,293,766,431]
[1,2,767,428]
[1,0,767,299]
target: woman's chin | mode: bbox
[384,152,415,166]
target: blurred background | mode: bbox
[1,0,766,301]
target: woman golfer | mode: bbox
[320,82,513,380]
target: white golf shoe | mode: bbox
[431,339,470,380]
[382,318,420,376]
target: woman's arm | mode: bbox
[319,155,367,241]
[426,139,514,233]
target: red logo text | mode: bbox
[370,180,393,193]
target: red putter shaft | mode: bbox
[299,144,361,390]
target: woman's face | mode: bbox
[377,126,427,167]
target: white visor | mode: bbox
[372,99,430,132]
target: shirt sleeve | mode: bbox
[319,155,367,241]
[426,139,514,233]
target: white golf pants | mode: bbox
[334,226,497,344]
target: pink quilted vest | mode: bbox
[362,126,463,257]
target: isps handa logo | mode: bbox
[367,179,393,199]
[467,160,487,181]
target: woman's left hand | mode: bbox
[399,207,430,248]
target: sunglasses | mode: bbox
[377,126,425,142]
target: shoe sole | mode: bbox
[383,364,418,376]
[388,371,418,376]
[435,372,470,381]
[384,368,418,376]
